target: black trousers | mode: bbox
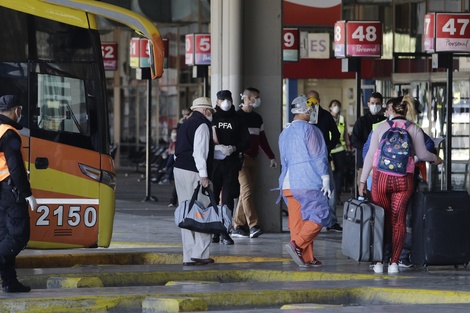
[0,182,30,286]
[211,157,241,212]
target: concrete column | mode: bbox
[210,0,242,100]
[211,0,283,232]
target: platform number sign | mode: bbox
[334,21,381,58]
[424,13,436,52]
[436,13,470,53]
[283,28,299,62]
[185,34,211,66]
[101,42,117,71]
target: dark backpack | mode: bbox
[375,120,414,176]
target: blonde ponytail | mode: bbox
[403,95,416,123]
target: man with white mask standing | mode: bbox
[232,87,277,239]
[351,92,386,195]
[211,90,250,245]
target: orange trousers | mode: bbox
[283,189,323,263]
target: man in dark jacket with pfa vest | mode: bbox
[211,90,250,245]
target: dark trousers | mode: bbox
[0,182,30,286]
[211,157,241,212]
[331,150,346,201]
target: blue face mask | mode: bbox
[369,104,381,115]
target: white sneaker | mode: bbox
[373,262,383,273]
[388,262,399,274]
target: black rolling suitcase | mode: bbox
[410,191,470,268]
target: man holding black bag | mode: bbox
[173,97,215,266]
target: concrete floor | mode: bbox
[6,169,470,313]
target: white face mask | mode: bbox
[220,99,231,111]
[388,114,395,120]
[369,104,381,115]
[331,106,340,114]
[206,114,213,122]
[170,133,177,142]
[252,98,261,108]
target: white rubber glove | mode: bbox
[225,145,236,156]
[270,159,278,168]
[26,195,37,211]
[321,175,331,198]
[214,144,224,152]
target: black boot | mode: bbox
[2,280,31,293]
[220,232,234,245]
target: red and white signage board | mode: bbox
[346,21,382,57]
[185,34,194,65]
[424,13,435,52]
[185,34,211,66]
[334,21,346,58]
[435,13,470,53]
[101,42,118,71]
[129,38,150,68]
[334,21,381,58]
[283,28,299,62]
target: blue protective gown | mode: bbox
[278,120,333,227]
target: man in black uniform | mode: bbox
[211,90,250,245]
[351,92,386,195]
[0,95,37,292]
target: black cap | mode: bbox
[216,90,232,101]
[0,95,20,111]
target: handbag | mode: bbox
[174,183,232,234]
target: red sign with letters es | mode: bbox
[345,21,382,57]
[435,13,470,52]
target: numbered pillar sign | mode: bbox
[424,13,436,52]
[334,20,382,58]
[185,34,211,66]
[436,13,470,53]
[334,21,346,58]
[283,28,299,62]
[101,42,118,71]
[185,34,194,65]
[129,37,150,68]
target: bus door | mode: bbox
[26,62,109,248]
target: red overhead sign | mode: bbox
[436,13,470,52]
[185,34,211,66]
[334,21,382,58]
[424,13,436,52]
[129,38,150,68]
[101,42,117,71]
[283,28,299,62]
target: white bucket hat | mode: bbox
[190,97,213,110]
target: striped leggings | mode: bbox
[371,168,414,264]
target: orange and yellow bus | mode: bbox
[0,0,163,248]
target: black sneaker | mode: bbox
[220,233,234,245]
[249,225,263,238]
[2,281,31,293]
[326,223,343,232]
[398,258,413,268]
[211,234,220,243]
[231,227,249,238]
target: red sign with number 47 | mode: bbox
[436,13,470,52]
